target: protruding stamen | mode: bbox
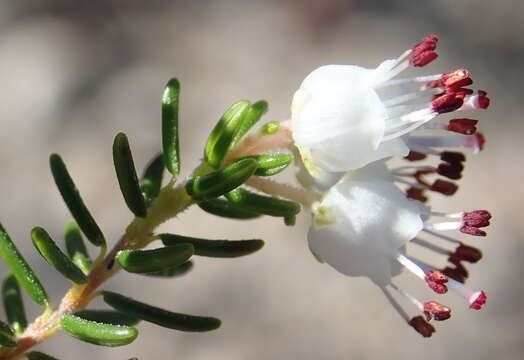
[462,90,490,110]
[441,151,466,163]
[409,316,435,337]
[460,226,487,237]
[423,301,452,321]
[432,93,464,114]
[406,187,428,202]
[425,270,449,294]
[463,210,492,223]
[410,35,439,67]
[447,279,487,310]
[397,255,448,294]
[448,118,478,135]
[430,179,458,196]
[437,161,464,180]
[405,151,427,161]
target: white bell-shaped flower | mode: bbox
[308,162,424,286]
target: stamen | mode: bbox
[425,68,473,89]
[432,93,464,114]
[406,187,428,202]
[410,35,439,67]
[437,162,464,180]
[441,151,466,163]
[396,254,448,294]
[462,90,490,110]
[405,151,427,161]
[430,179,458,196]
[409,316,435,337]
[425,269,449,294]
[423,301,452,321]
[447,118,478,135]
[447,279,487,310]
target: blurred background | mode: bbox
[0,0,522,359]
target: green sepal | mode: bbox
[140,153,165,207]
[261,121,280,135]
[74,310,140,326]
[116,244,194,274]
[160,234,264,258]
[185,158,257,200]
[162,78,181,177]
[31,227,87,284]
[26,351,60,360]
[0,319,14,337]
[225,188,301,217]
[103,291,221,332]
[197,198,261,219]
[141,260,193,278]
[49,154,105,247]
[2,274,27,335]
[60,314,138,347]
[0,331,16,347]
[0,223,48,307]
[237,153,292,176]
[233,100,268,145]
[204,100,251,168]
[113,133,148,218]
[64,221,92,275]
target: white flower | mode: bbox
[291,35,489,177]
[308,162,424,286]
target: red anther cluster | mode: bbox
[469,291,487,310]
[464,210,492,223]
[432,93,464,114]
[448,118,478,135]
[475,90,490,109]
[410,35,439,67]
[440,151,466,163]
[437,162,464,180]
[427,69,473,89]
[460,210,490,236]
[430,179,458,196]
[449,244,483,264]
[442,264,468,283]
[405,151,427,161]
[409,316,435,337]
[423,301,452,321]
[425,270,449,294]
[406,187,428,202]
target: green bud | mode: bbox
[49,154,105,247]
[116,244,194,274]
[261,121,280,135]
[185,158,257,200]
[237,153,293,176]
[103,291,221,332]
[162,78,181,177]
[0,223,48,307]
[204,100,251,168]
[113,132,147,218]
[60,314,138,347]
[225,188,301,218]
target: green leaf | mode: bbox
[0,331,16,347]
[204,100,251,168]
[60,314,138,347]
[74,310,140,326]
[261,121,280,135]
[113,133,147,218]
[0,224,48,307]
[64,221,92,275]
[103,291,221,332]
[225,188,301,217]
[0,319,14,337]
[185,158,258,200]
[232,100,268,145]
[2,274,27,335]
[162,78,181,177]
[197,198,261,219]
[26,351,60,360]
[140,153,165,207]
[141,261,194,278]
[237,154,292,176]
[32,227,87,284]
[116,244,194,274]
[160,234,264,258]
[49,154,105,247]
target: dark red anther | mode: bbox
[405,151,427,161]
[432,93,464,114]
[406,187,428,203]
[460,225,487,237]
[427,69,473,89]
[410,35,439,67]
[464,210,492,221]
[425,270,449,294]
[409,316,435,337]
[448,118,478,135]
[423,301,452,321]
[449,244,483,263]
[430,179,458,196]
[476,90,490,109]
[469,291,487,310]
[440,151,466,164]
[437,162,464,180]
